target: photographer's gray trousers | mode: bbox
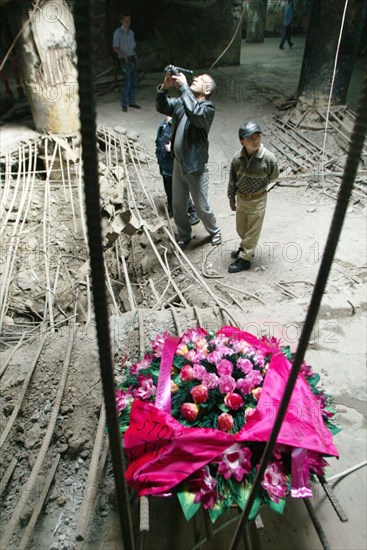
[172,160,220,242]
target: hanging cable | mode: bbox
[321,0,350,180]
[209,2,246,70]
[74,1,135,549]
[230,67,367,550]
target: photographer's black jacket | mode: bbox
[156,84,215,174]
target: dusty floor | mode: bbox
[0,37,366,549]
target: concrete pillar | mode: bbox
[21,0,80,133]
[246,0,267,43]
[297,0,367,105]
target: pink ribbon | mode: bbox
[291,448,313,498]
[155,335,180,414]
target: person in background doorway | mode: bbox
[227,121,279,273]
[155,115,199,224]
[279,0,294,49]
[156,71,221,251]
[113,13,141,112]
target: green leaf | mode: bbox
[208,500,230,522]
[267,496,286,514]
[227,480,261,521]
[308,373,320,387]
[229,479,247,509]
[177,490,201,521]
[326,421,342,435]
[281,346,292,359]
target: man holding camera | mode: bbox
[156,68,221,250]
[113,13,141,112]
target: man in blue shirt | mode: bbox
[113,13,141,112]
[279,0,294,49]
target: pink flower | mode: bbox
[193,350,208,362]
[207,349,224,364]
[252,350,266,368]
[133,376,156,400]
[209,334,229,347]
[218,413,234,432]
[218,375,236,394]
[236,370,263,394]
[201,372,219,389]
[176,343,189,356]
[307,451,329,476]
[181,403,199,421]
[195,337,209,353]
[181,327,208,345]
[262,335,281,350]
[315,392,335,419]
[231,340,251,354]
[186,349,197,362]
[261,461,289,502]
[193,363,206,379]
[151,332,170,357]
[224,392,244,411]
[218,444,252,482]
[193,466,217,509]
[300,361,314,378]
[191,384,209,404]
[237,357,253,374]
[115,388,133,412]
[220,346,235,357]
[130,354,152,375]
[217,359,233,376]
[180,365,195,381]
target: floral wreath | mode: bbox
[115,326,339,522]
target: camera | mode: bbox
[164,64,194,76]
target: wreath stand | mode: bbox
[136,470,348,550]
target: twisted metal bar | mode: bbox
[74,2,135,549]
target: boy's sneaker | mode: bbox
[211,232,222,246]
[189,211,200,225]
[177,238,191,251]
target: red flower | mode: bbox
[218,412,234,432]
[181,403,199,421]
[224,392,244,410]
[191,384,209,404]
[180,365,195,381]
